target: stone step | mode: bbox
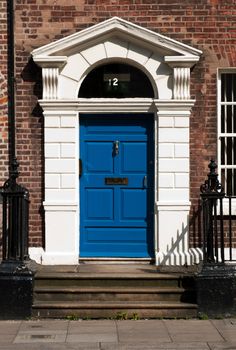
[34,286,196,303]
[32,300,198,319]
[33,266,197,318]
[35,273,195,289]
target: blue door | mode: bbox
[80,114,154,257]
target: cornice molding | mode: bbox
[39,98,196,113]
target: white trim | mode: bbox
[40,98,155,113]
[217,69,236,194]
[164,55,200,67]
[43,203,78,211]
[156,202,191,211]
[39,99,196,113]
[33,56,67,68]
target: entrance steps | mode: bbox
[32,264,198,318]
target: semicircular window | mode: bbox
[79,63,154,98]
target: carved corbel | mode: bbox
[164,56,199,100]
[32,56,67,100]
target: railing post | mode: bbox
[196,159,236,318]
[0,0,34,319]
[200,159,225,263]
[0,161,34,319]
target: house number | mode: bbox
[108,78,118,86]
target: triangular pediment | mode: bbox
[32,17,201,59]
[32,17,202,100]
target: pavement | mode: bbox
[0,319,236,349]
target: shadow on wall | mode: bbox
[20,57,45,250]
[189,201,203,249]
[157,207,203,266]
[0,194,2,261]
[21,57,42,98]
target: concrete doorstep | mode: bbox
[0,319,235,350]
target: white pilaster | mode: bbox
[40,104,79,265]
[154,101,201,265]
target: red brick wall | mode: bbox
[0,0,8,183]
[0,0,8,259]
[0,0,235,249]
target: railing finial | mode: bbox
[200,159,224,194]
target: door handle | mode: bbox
[79,159,83,177]
[143,175,147,188]
[113,140,119,156]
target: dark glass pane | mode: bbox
[221,73,236,102]
[79,63,154,98]
[221,105,225,133]
[227,105,232,133]
[221,137,225,165]
[234,169,236,196]
[227,137,232,165]
[234,106,236,133]
[221,168,226,191]
[233,137,236,166]
[234,74,236,102]
[221,74,225,102]
[227,168,232,195]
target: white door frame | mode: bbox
[30,17,203,265]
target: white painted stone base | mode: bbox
[42,203,79,265]
[29,248,78,265]
[29,247,202,266]
[155,202,203,266]
[156,248,203,266]
[29,247,44,264]
[42,252,78,265]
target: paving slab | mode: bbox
[101,342,210,350]
[0,335,17,345]
[13,333,66,344]
[67,320,118,343]
[0,321,21,335]
[210,320,236,342]
[68,320,116,333]
[0,344,99,350]
[19,320,69,332]
[164,319,224,342]
[116,320,171,343]
[208,343,236,350]
[66,333,117,343]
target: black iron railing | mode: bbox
[200,160,236,264]
[0,176,29,263]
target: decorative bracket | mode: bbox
[165,56,200,100]
[33,56,67,100]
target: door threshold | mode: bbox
[79,258,154,265]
